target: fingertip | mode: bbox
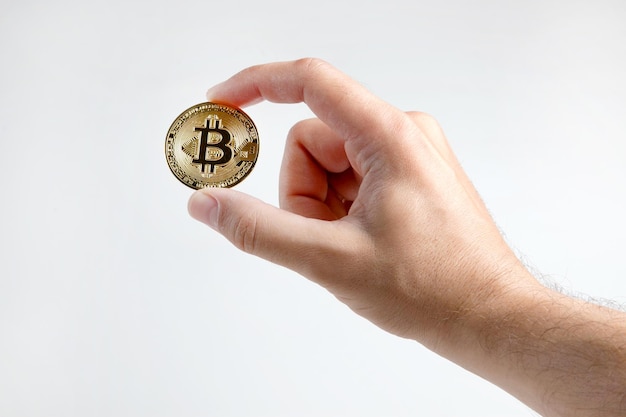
[206,80,263,107]
[188,190,219,229]
[205,82,225,102]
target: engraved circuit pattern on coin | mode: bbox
[165,102,259,189]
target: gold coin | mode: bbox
[165,102,259,189]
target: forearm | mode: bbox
[443,272,626,417]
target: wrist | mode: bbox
[440,269,626,417]
[421,258,538,360]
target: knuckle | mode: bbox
[406,111,440,128]
[294,57,330,74]
[231,213,259,254]
[404,111,447,149]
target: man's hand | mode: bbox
[188,58,525,341]
[188,58,626,417]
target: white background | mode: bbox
[1,0,625,416]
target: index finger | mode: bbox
[206,58,416,160]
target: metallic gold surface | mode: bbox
[165,102,259,189]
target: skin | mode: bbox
[187,58,626,417]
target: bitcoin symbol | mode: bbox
[193,115,233,174]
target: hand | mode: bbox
[188,58,533,345]
[188,58,626,417]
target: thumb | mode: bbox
[187,188,350,277]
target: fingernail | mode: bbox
[188,191,219,229]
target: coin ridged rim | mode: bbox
[165,102,259,189]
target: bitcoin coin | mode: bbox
[165,102,259,189]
